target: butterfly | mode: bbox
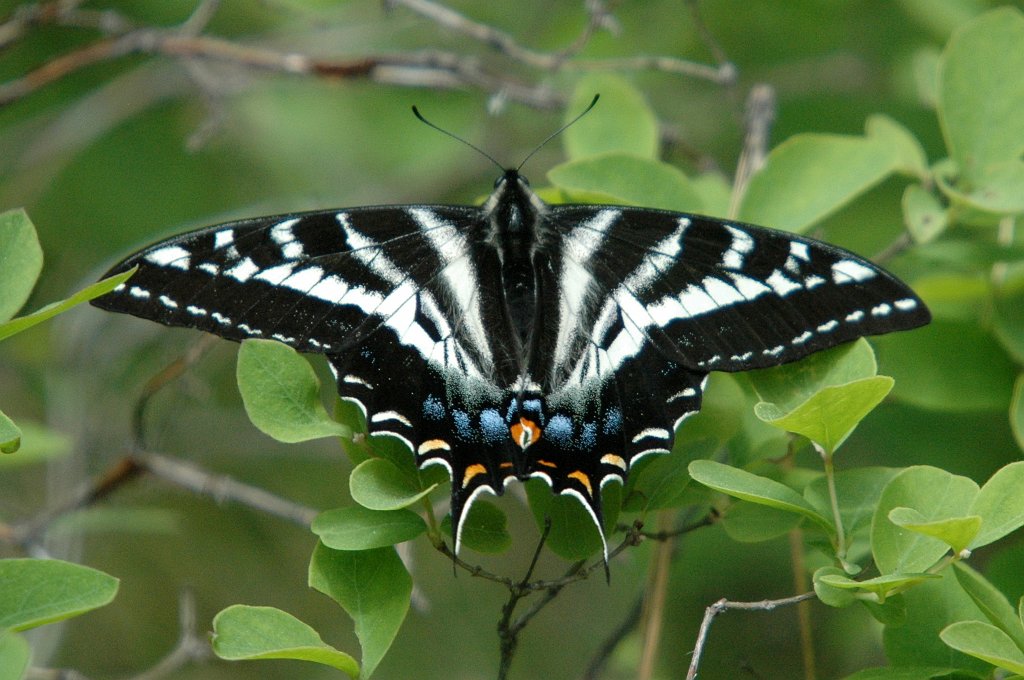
[92,135,930,558]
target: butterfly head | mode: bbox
[484,169,549,238]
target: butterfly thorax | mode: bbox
[483,170,552,373]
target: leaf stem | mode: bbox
[818,444,846,562]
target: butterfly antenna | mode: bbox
[412,106,505,173]
[516,93,600,172]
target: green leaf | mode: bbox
[866,114,929,178]
[875,320,1016,412]
[738,133,898,233]
[309,544,411,678]
[968,461,1024,548]
[954,161,1024,214]
[312,507,426,551]
[872,466,979,574]
[0,631,30,680]
[817,569,939,604]
[840,666,961,680]
[940,620,1024,675]
[1012,376,1024,452]
[0,411,20,455]
[952,561,1024,652]
[442,500,511,554]
[0,209,43,324]
[634,439,718,511]
[688,460,832,533]
[236,339,350,443]
[722,501,802,543]
[0,268,135,342]
[814,566,858,607]
[349,458,437,511]
[902,184,948,244]
[524,480,605,560]
[887,508,980,555]
[564,74,658,160]
[755,376,893,455]
[547,154,702,212]
[211,605,359,677]
[0,559,119,631]
[937,7,1024,180]
[994,269,1024,364]
[747,340,878,414]
[0,421,71,466]
[884,570,992,673]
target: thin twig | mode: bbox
[128,590,211,680]
[686,592,817,680]
[729,84,776,219]
[1,0,733,111]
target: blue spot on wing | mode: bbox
[546,414,573,447]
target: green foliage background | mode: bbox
[1,1,1023,679]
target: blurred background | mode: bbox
[1,1,1020,678]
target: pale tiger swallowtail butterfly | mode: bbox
[92,159,930,557]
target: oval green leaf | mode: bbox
[866,114,929,179]
[722,501,802,543]
[747,340,877,414]
[0,268,135,343]
[564,74,658,160]
[887,508,981,555]
[939,620,1024,675]
[969,461,1024,548]
[902,184,947,244]
[236,339,350,443]
[994,270,1024,364]
[211,605,358,677]
[0,631,30,680]
[0,421,71,466]
[547,154,701,212]
[951,561,1024,652]
[0,411,20,454]
[688,459,832,533]
[738,133,898,233]
[1012,376,1024,454]
[872,466,979,574]
[938,7,1024,180]
[875,320,1016,412]
[0,559,119,631]
[0,208,43,324]
[441,499,511,554]
[349,457,436,511]
[525,479,605,561]
[309,544,411,678]
[755,376,894,455]
[312,507,426,551]
[817,570,939,604]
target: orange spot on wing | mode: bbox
[536,459,557,468]
[417,439,451,455]
[600,453,627,471]
[567,470,593,497]
[509,417,542,449]
[462,463,487,488]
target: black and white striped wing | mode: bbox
[544,205,929,380]
[518,206,930,509]
[94,205,539,553]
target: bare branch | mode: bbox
[1,0,733,111]
[686,592,817,680]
